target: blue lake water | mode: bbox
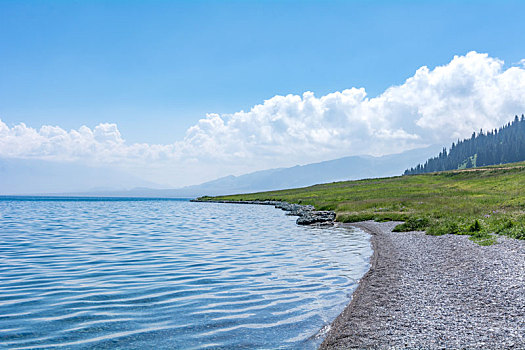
[0,197,372,349]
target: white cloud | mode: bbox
[1,51,525,186]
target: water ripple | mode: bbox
[0,198,372,349]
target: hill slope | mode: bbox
[205,162,525,242]
[405,115,525,174]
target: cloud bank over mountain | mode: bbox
[1,51,525,186]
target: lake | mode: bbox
[0,197,371,349]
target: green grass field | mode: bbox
[200,161,525,243]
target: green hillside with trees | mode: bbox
[405,115,525,174]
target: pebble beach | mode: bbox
[320,221,525,349]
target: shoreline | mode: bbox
[318,221,382,346]
[192,199,337,225]
[321,221,525,349]
[195,199,525,348]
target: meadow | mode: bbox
[201,161,525,244]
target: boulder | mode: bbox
[296,211,336,225]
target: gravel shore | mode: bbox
[320,221,525,349]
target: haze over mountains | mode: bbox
[0,158,163,195]
[1,145,441,197]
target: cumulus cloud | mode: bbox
[0,121,175,162]
[1,51,525,186]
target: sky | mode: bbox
[1,0,525,187]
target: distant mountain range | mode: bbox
[45,145,442,198]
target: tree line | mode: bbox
[404,115,525,175]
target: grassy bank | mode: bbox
[199,162,525,243]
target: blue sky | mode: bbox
[1,0,524,144]
[2,1,525,187]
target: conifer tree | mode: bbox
[404,115,525,175]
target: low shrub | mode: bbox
[510,227,525,240]
[393,216,430,232]
[426,219,459,235]
[468,219,482,232]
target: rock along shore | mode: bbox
[191,199,336,225]
[321,221,525,349]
